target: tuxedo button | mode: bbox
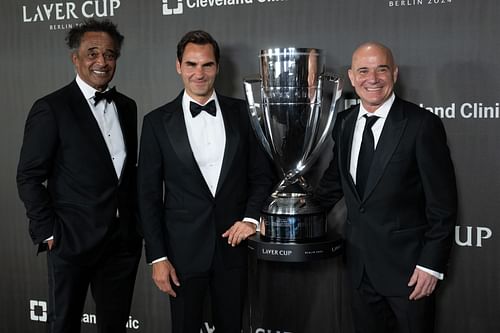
[359,207,365,213]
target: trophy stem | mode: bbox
[273,175,312,197]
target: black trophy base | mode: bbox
[248,234,342,262]
[248,237,344,332]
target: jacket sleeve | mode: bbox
[314,117,345,212]
[137,114,168,263]
[415,113,457,272]
[16,99,58,245]
[242,101,277,220]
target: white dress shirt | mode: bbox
[76,75,126,178]
[349,94,394,183]
[349,93,443,280]
[182,91,226,197]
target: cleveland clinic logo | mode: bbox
[162,0,288,16]
[163,0,183,15]
[30,300,47,322]
[29,300,140,329]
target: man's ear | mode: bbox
[347,68,355,86]
[176,60,181,75]
[393,66,399,84]
[70,52,78,66]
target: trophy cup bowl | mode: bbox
[244,48,342,243]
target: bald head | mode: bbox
[351,42,396,69]
[348,42,399,112]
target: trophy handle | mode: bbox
[299,73,343,174]
[243,76,273,159]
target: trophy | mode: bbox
[244,48,342,243]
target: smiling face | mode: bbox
[348,43,398,113]
[176,43,219,104]
[71,31,118,91]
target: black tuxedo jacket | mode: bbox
[316,96,457,296]
[137,92,274,277]
[17,80,141,263]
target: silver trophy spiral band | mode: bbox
[244,48,342,242]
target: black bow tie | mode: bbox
[190,100,216,117]
[94,87,116,106]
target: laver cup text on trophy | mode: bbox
[244,48,342,243]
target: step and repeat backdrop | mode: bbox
[1,0,499,332]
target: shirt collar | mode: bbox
[357,93,395,121]
[182,90,217,106]
[182,90,219,116]
[75,75,112,102]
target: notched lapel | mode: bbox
[339,109,359,197]
[363,102,407,201]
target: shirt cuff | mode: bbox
[416,265,444,280]
[243,217,259,232]
[44,236,54,243]
[150,257,168,265]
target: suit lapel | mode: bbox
[162,94,213,197]
[339,108,360,200]
[68,81,117,180]
[215,95,239,196]
[114,94,134,182]
[363,97,407,201]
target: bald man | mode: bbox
[315,42,457,333]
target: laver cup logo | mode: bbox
[388,0,453,7]
[22,0,121,22]
[455,226,493,248]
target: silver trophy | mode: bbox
[244,48,342,243]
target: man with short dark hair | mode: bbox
[315,42,457,333]
[137,30,274,333]
[17,19,141,333]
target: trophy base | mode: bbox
[248,234,342,262]
[259,211,327,243]
[260,178,328,242]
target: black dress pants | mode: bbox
[46,231,141,333]
[350,271,435,333]
[169,245,247,333]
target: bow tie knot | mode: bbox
[190,100,216,117]
[94,87,116,106]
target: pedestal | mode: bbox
[247,235,343,333]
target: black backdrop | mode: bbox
[1,0,499,332]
